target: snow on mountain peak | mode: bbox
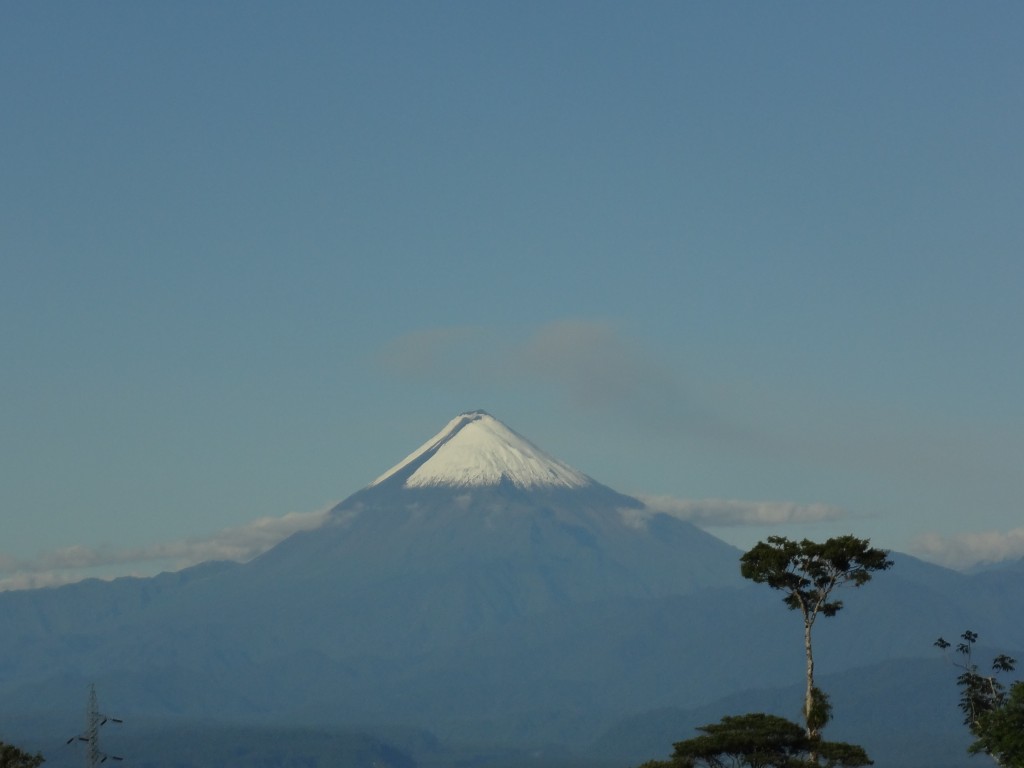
[369,410,593,490]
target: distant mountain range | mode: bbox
[3,411,1022,768]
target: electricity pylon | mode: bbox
[66,683,123,766]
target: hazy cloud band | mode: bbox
[910,529,1024,571]
[0,507,333,592]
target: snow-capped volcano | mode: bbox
[370,410,592,490]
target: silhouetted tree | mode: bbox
[636,712,871,768]
[936,630,1023,766]
[740,535,892,741]
[0,741,44,768]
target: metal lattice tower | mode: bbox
[67,683,122,767]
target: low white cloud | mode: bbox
[909,529,1024,571]
[0,506,334,592]
[639,495,846,527]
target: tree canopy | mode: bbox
[739,535,892,620]
[637,712,872,768]
[972,681,1024,767]
[0,741,44,768]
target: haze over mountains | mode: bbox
[3,411,1022,768]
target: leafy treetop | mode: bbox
[0,741,44,768]
[740,535,893,619]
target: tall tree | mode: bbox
[935,630,1023,767]
[0,741,44,768]
[739,535,892,741]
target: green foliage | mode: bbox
[812,739,874,768]
[936,630,1023,766]
[739,535,893,619]
[0,742,44,768]
[971,681,1024,767]
[636,712,871,768]
[805,688,833,735]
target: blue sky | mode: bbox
[2,2,1022,588]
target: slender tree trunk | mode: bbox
[804,613,821,765]
[804,615,816,738]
